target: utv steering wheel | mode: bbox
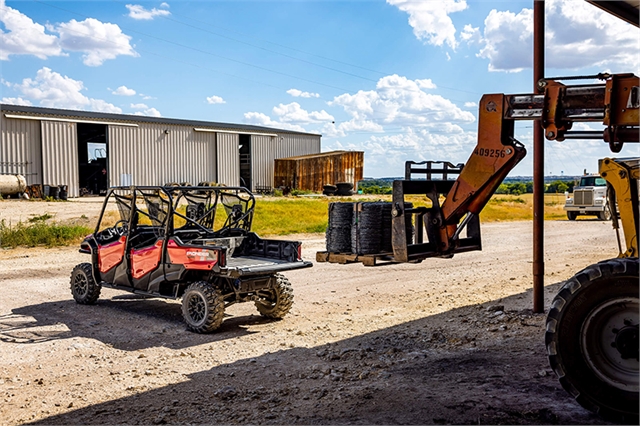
[113,220,128,236]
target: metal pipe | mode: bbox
[533,0,545,313]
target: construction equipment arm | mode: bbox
[392,73,639,261]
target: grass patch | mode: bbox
[253,198,331,235]
[0,219,92,248]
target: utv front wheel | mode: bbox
[182,281,224,333]
[255,274,293,319]
[70,263,101,304]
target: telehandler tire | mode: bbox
[70,263,101,304]
[255,274,293,319]
[182,281,225,333]
[546,257,639,423]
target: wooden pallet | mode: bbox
[315,251,395,267]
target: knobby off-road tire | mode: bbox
[546,258,639,423]
[70,262,101,304]
[181,281,225,333]
[567,211,578,221]
[255,274,293,319]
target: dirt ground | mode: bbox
[0,198,623,425]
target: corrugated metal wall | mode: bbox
[0,116,42,185]
[109,123,216,187]
[251,134,276,190]
[216,132,239,186]
[276,134,321,159]
[274,151,364,192]
[41,121,79,197]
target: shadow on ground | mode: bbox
[28,283,617,425]
[0,295,274,350]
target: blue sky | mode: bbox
[1,0,638,178]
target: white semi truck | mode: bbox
[564,174,611,220]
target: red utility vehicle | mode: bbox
[71,185,312,333]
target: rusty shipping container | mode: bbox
[274,151,364,192]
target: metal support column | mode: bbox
[533,0,545,313]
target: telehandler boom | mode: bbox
[386,73,638,421]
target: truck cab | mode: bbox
[564,175,610,220]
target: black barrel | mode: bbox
[48,186,59,199]
[58,185,68,200]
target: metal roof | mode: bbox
[0,103,321,137]
[586,0,639,27]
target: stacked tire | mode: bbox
[336,182,354,196]
[323,185,337,196]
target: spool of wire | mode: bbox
[326,202,354,252]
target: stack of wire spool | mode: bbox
[351,202,384,255]
[326,202,354,253]
[326,201,415,255]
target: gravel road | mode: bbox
[0,199,621,424]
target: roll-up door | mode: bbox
[216,132,239,186]
[41,121,79,197]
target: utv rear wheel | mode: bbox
[546,258,639,423]
[70,263,101,304]
[182,281,224,333]
[255,274,293,319]
[567,211,577,220]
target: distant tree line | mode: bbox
[496,180,575,195]
[359,179,576,196]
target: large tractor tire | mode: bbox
[546,258,639,423]
[70,263,101,304]
[182,281,225,333]
[255,274,293,319]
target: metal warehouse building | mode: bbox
[0,104,321,197]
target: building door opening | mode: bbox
[239,134,251,190]
[77,123,108,196]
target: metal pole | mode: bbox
[533,0,545,313]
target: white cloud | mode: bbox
[464,101,477,108]
[329,74,475,130]
[326,127,476,177]
[0,0,64,60]
[126,4,171,20]
[55,18,137,66]
[243,112,307,132]
[475,0,639,72]
[460,24,481,43]
[1,97,32,106]
[0,2,136,66]
[112,85,136,96]
[130,103,161,117]
[286,88,320,98]
[387,0,468,49]
[206,95,226,104]
[10,67,121,113]
[272,102,334,124]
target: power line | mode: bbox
[31,0,358,93]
